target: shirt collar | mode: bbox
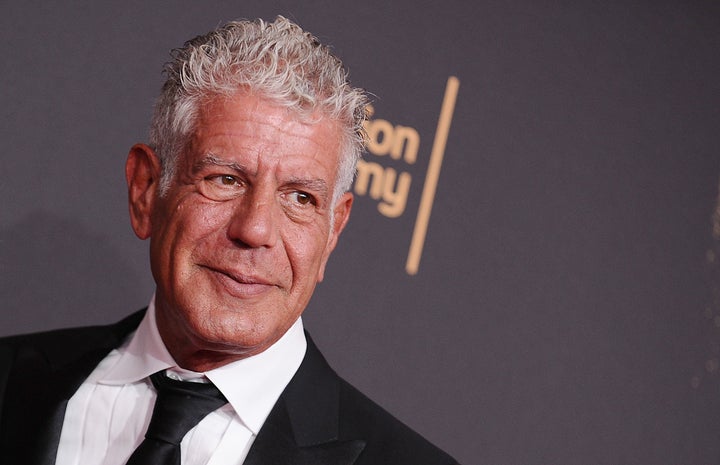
[99,295,307,435]
[99,297,177,384]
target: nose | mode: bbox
[226,188,280,248]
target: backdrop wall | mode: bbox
[2,2,720,464]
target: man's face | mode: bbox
[126,93,352,370]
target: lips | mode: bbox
[201,265,277,298]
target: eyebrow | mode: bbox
[286,177,330,200]
[192,154,248,174]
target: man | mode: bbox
[0,16,458,465]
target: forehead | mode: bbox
[186,94,343,174]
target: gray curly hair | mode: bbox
[149,16,369,201]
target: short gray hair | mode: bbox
[149,16,369,201]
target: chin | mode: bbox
[192,311,281,351]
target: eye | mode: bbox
[215,175,238,186]
[291,191,315,206]
[198,174,245,201]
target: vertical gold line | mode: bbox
[406,76,460,275]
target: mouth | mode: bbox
[201,265,277,298]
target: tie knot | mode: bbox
[145,371,228,445]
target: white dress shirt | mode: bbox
[54,297,307,465]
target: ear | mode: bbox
[125,143,162,240]
[317,192,353,282]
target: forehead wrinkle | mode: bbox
[203,106,324,146]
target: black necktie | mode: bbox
[125,371,228,465]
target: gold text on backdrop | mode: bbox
[353,76,460,275]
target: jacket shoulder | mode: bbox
[337,377,459,465]
[0,310,145,369]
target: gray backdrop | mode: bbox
[2,1,720,464]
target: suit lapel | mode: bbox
[243,401,364,465]
[243,335,366,465]
[0,311,145,465]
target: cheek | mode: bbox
[155,202,232,262]
[284,224,332,282]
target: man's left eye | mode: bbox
[291,191,315,206]
[217,175,238,186]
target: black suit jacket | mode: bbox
[0,311,458,465]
